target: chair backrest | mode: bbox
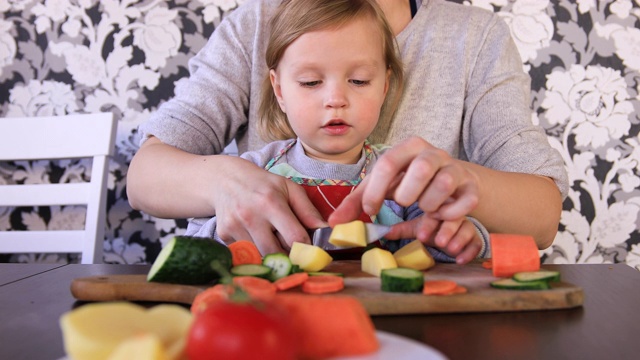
[0,113,117,264]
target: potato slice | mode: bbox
[289,242,333,272]
[361,248,397,277]
[393,239,435,270]
[107,333,168,360]
[329,220,367,247]
[60,302,192,360]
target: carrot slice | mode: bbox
[422,280,458,295]
[274,272,309,291]
[228,240,263,266]
[272,293,379,359]
[445,285,468,295]
[490,233,540,277]
[232,276,277,301]
[482,259,493,269]
[301,275,344,294]
[190,284,235,314]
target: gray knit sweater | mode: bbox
[138,0,568,198]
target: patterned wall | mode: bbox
[1,0,639,269]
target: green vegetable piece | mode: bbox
[147,236,232,285]
[490,278,550,290]
[513,270,560,283]
[381,267,424,293]
[230,264,273,279]
[263,253,293,281]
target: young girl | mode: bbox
[186,0,489,263]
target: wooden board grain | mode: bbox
[70,261,583,315]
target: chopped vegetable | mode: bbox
[274,272,309,291]
[301,275,345,294]
[392,239,435,270]
[380,267,424,293]
[490,278,550,290]
[230,264,272,279]
[272,294,379,359]
[190,284,235,314]
[308,271,344,277]
[232,276,277,301]
[513,270,560,283]
[228,240,263,266]
[147,236,232,285]
[446,285,468,295]
[481,259,493,269]
[263,253,293,281]
[490,233,540,278]
[329,220,367,247]
[289,242,333,272]
[422,280,458,295]
[361,247,397,277]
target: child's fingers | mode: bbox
[455,240,483,265]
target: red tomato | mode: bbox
[186,300,298,360]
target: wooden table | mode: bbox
[1,263,639,360]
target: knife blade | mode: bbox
[311,223,391,251]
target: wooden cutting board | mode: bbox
[70,261,583,315]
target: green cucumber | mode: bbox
[513,270,560,283]
[308,271,344,277]
[262,253,293,281]
[490,278,550,290]
[381,267,424,293]
[230,264,272,279]
[147,236,232,285]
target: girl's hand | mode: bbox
[329,136,480,223]
[385,216,482,264]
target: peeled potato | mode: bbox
[361,248,397,277]
[329,220,367,247]
[393,239,435,270]
[107,333,167,360]
[60,302,192,360]
[289,242,333,272]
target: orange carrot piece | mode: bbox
[445,285,468,295]
[490,233,540,277]
[481,259,493,269]
[272,293,379,359]
[190,284,235,314]
[422,280,458,295]
[274,272,309,291]
[232,276,277,301]
[228,240,263,266]
[301,275,344,294]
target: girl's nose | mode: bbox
[324,83,348,109]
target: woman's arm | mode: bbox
[128,137,326,254]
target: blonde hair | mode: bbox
[258,0,404,142]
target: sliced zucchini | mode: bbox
[308,271,344,277]
[381,267,424,293]
[262,253,293,281]
[490,278,550,290]
[230,264,272,279]
[513,270,560,283]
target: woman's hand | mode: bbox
[213,163,327,255]
[329,137,480,224]
[128,137,326,255]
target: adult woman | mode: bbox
[128,0,567,257]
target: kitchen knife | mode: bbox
[311,223,391,251]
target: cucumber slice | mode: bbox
[308,271,344,277]
[490,278,550,290]
[147,236,232,285]
[263,253,293,281]
[513,270,560,283]
[381,267,424,293]
[230,264,272,279]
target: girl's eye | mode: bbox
[299,81,321,87]
[350,79,370,86]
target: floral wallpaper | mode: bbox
[0,0,639,270]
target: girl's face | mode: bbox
[270,16,390,164]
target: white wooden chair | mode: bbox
[0,113,117,263]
